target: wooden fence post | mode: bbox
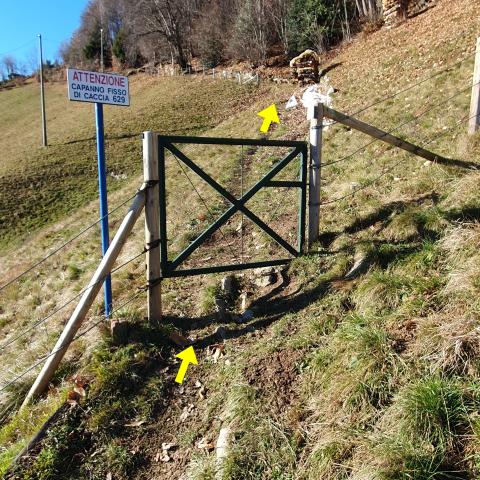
[308,103,323,249]
[143,132,162,323]
[469,37,480,135]
[21,189,146,407]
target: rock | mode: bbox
[221,275,235,296]
[215,426,232,479]
[110,320,130,345]
[215,297,229,321]
[240,292,250,312]
[252,267,277,288]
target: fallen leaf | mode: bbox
[197,437,215,451]
[162,442,177,451]
[67,390,80,406]
[74,385,86,397]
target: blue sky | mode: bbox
[0,0,89,69]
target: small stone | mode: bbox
[240,292,250,312]
[423,160,432,168]
[254,274,275,288]
[110,320,130,345]
[221,275,235,296]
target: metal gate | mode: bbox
[156,135,308,277]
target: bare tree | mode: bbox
[135,0,201,69]
[267,0,291,55]
[1,55,17,80]
[355,0,381,21]
[232,0,272,65]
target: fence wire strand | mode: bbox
[0,247,148,354]
[320,111,476,206]
[0,288,145,394]
[0,192,139,293]
[323,81,476,168]
[339,48,477,122]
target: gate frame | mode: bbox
[151,134,308,279]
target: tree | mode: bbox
[287,0,354,54]
[2,55,17,80]
[194,0,233,67]
[83,22,102,62]
[267,0,291,55]
[135,0,201,69]
[231,0,271,64]
[113,29,127,64]
[354,0,381,21]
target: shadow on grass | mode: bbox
[319,191,440,248]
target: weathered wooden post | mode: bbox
[469,37,480,135]
[22,189,146,407]
[143,132,162,323]
[308,103,323,249]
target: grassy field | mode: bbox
[3,0,480,478]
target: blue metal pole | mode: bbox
[95,102,112,317]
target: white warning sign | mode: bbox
[67,68,130,107]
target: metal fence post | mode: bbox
[143,131,162,323]
[308,103,323,249]
[469,37,480,135]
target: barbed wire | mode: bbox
[0,192,139,293]
[320,111,476,206]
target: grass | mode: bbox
[3,0,480,478]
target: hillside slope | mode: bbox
[3,0,480,478]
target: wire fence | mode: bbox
[0,32,478,407]
[0,192,138,293]
[0,184,149,400]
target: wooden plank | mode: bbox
[323,105,446,162]
[469,37,480,135]
[143,132,162,324]
[22,189,146,408]
[308,104,323,248]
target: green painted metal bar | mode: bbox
[264,180,303,188]
[166,144,301,269]
[157,135,304,148]
[163,259,291,278]
[298,144,308,254]
[158,143,169,274]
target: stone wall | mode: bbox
[383,0,436,27]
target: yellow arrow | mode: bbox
[257,104,280,133]
[175,346,198,384]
